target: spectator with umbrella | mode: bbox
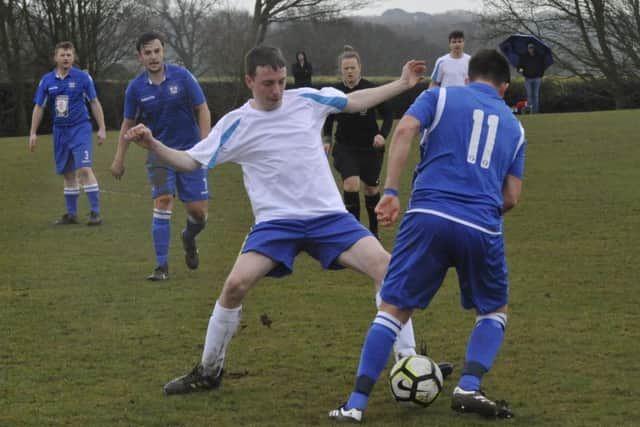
[499,34,553,114]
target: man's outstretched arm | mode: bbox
[344,60,425,113]
[123,124,201,172]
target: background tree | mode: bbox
[248,0,375,46]
[19,0,148,77]
[142,0,220,76]
[481,0,640,109]
[0,0,28,133]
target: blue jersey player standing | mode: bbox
[29,41,107,226]
[330,49,525,422]
[111,32,211,281]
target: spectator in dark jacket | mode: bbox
[323,45,393,238]
[292,51,313,87]
[517,43,546,113]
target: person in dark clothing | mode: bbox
[323,45,393,238]
[517,43,545,113]
[292,51,313,87]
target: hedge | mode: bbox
[1,76,638,136]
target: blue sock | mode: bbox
[345,311,400,411]
[183,215,206,241]
[458,313,507,391]
[64,187,80,216]
[152,209,172,267]
[83,184,100,214]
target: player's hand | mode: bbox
[124,124,155,150]
[372,134,385,150]
[375,194,401,228]
[111,159,125,179]
[28,134,37,152]
[400,60,427,88]
[97,128,106,146]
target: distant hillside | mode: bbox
[356,8,484,54]
[266,8,485,75]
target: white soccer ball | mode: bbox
[389,355,443,407]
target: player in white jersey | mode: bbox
[123,46,444,396]
[429,30,471,88]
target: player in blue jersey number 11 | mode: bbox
[330,49,525,422]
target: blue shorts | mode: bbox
[52,121,93,174]
[241,213,372,278]
[146,164,209,203]
[380,212,508,314]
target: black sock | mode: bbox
[365,193,380,235]
[184,216,206,241]
[344,191,360,220]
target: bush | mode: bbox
[1,76,638,136]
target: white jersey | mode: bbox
[430,53,471,87]
[187,87,348,224]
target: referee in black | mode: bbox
[323,46,393,238]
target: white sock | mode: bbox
[394,317,417,357]
[375,291,416,357]
[201,301,241,375]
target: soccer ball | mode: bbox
[389,355,443,407]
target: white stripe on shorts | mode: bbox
[405,209,502,236]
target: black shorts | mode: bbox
[333,144,384,186]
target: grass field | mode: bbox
[1,110,639,426]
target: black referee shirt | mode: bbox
[323,78,393,150]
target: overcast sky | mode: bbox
[230,0,480,15]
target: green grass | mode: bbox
[1,110,639,426]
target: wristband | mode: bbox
[383,188,399,197]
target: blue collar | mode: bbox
[468,82,501,98]
[146,64,170,85]
[54,67,79,80]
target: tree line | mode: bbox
[1,0,638,134]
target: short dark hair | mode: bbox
[468,49,511,85]
[136,32,164,52]
[54,41,75,53]
[245,45,286,77]
[448,30,464,41]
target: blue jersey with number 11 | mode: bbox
[406,83,526,233]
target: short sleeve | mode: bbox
[183,69,206,106]
[123,83,137,120]
[508,126,526,178]
[187,116,241,168]
[405,88,439,131]
[430,58,443,83]
[84,73,98,101]
[299,87,347,118]
[33,78,47,106]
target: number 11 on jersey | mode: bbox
[467,109,499,169]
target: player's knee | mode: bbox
[187,206,208,223]
[222,274,253,304]
[363,185,379,196]
[154,194,173,210]
[343,176,360,192]
[76,167,93,182]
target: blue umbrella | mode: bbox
[499,33,554,70]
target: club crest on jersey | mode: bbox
[69,81,76,89]
[55,95,69,118]
[169,85,179,95]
